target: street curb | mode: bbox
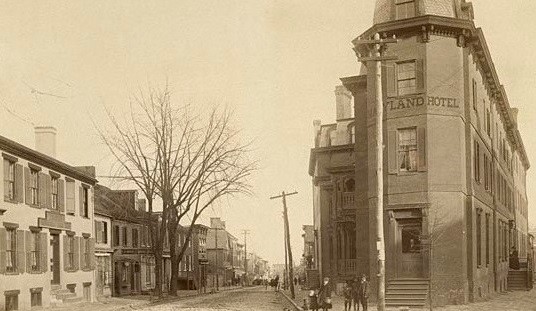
[279,291,304,311]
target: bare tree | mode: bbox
[151,95,255,295]
[98,83,255,297]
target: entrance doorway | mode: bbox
[396,219,424,278]
[50,233,60,284]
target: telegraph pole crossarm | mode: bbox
[352,33,398,311]
[270,191,298,299]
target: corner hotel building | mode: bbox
[310,0,530,306]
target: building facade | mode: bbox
[310,0,530,306]
[0,127,97,310]
[95,186,157,297]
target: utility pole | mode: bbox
[283,214,288,290]
[270,191,298,299]
[353,33,397,311]
[242,229,250,286]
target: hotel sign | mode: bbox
[384,95,459,111]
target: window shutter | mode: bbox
[25,231,32,273]
[388,130,398,174]
[45,175,52,209]
[89,238,96,270]
[40,232,48,273]
[58,179,65,212]
[63,236,69,271]
[386,64,397,98]
[0,228,6,274]
[15,164,24,203]
[74,236,80,271]
[417,127,427,171]
[38,173,47,209]
[24,167,31,205]
[416,59,425,93]
[79,187,84,217]
[17,230,25,274]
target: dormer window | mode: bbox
[396,0,416,20]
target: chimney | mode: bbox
[35,126,57,158]
[510,108,519,127]
[335,85,352,120]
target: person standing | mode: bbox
[343,281,353,311]
[317,277,332,311]
[351,277,359,311]
[356,275,369,311]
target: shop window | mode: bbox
[402,226,421,253]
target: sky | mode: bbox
[0,0,536,266]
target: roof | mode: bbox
[0,134,97,185]
[94,184,147,222]
[373,0,473,25]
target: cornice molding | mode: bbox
[0,135,98,185]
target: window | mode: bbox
[398,128,417,172]
[474,141,481,182]
[395,0,415,20]
[397,61,416,96]
[122,227,128,247]
[3,159,15,201]
[6,228,17,272]
[66,180,75,214]
[96,221,108,244]
[30,232,40,272]
[30,289,42,307]
[402,226,421,253]
[146,256,155,286]
[96,256,111,287]
[476,211,482,266]
[30,169,39,205]
[51,177,59,209]
[68,236,75,269]
[485,214,490,266]
[132,228,139,248]
[82,187,89,218]
[5,291,18,311]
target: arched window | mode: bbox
[347,122,356,144]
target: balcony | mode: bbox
[338,259,358,275]
[342,192,355,209]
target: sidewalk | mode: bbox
[49,285,247,311]
[280,287,536,311]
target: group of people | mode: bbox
[308,275,369,311]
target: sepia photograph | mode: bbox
[0,1,535,310]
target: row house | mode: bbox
[206,218,240,288]
[179,224,208,292]
[310,0,531,307]
[94,185,157,297]
[0,127,97,310]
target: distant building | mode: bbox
[310,0,530,307]
[0,127,97,310]
[206,218,242,288]
[93,187,113,298]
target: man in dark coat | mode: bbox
[356,275,369,311]
[317,277,332,310]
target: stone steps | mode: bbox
[385,279,429,309]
